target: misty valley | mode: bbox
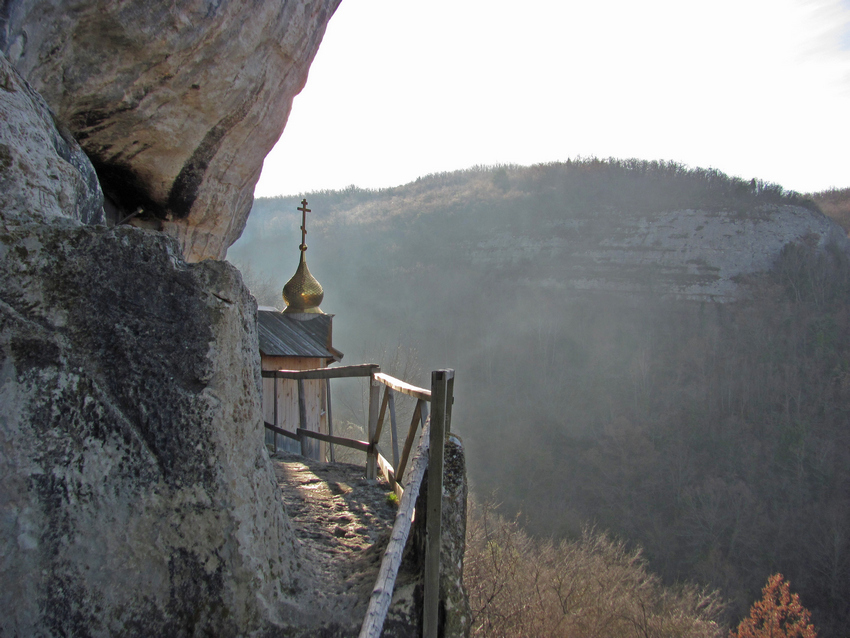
[230,160,850,637]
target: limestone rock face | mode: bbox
[1,0,342,261]
[470,204,850,300]
[0,215,301,636]
[0,52,104,225]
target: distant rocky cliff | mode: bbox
[233,163,850,308]
[467,204,847,301]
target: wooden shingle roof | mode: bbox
[256,309,343,362]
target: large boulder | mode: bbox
[0,1,372,634]
[1,0,342,261]
[0,51,103,225]
[0,214,305,636]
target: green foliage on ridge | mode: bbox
[246,158,816,231]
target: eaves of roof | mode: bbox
[257,310,342,361]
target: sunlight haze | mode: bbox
[254,0,850,198]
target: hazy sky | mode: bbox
[254,0,850,198]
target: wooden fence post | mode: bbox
[358,420,432,638]
[424,368,454,638]
[366,368,381,480]
[445,375,454,435]
[388,391,399,469]
[326,378,335,463]
[395,399,426,486]
[273,373,279,454]
[298,378,308,457]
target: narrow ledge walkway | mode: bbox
[271,452,401,629]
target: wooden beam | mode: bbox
[446,374,455,434]
[262,363,379,380]
[388,391,399,470]
[366,372,381,480]
[376,451,404,503]
[296,428,370,453]
[298,378,308,457]
[373,385,391,446]
[373,372,431,401]
[264,422,299,441]
[325,378,335,463]
[395,399,427,486]
[273,375,279,453]
[358,421,431,638]
[424,369,452,638]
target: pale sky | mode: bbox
[255,0,850,198]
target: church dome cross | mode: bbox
[282,199,324,314]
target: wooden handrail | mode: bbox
[262,365,455,638]
[297,428,370,453]
[376,451,403,502]
[264,422,299,441]
[395,399,428,485]
[359,420,431,638]
[262,363,379,380]
[373,372,431,401]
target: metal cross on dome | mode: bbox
[297,198,310,252]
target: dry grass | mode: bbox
[810,187,850,235]
[465,500,726,638]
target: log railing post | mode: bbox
[396,399,427,485]
[445,375,455,435]
[273,373,279,454]
[366,368,381,480]
[388,391,399,470]
[423,368,454,638]
[298,378,308,457]
[358,420,432,638]
[326,378,335,463]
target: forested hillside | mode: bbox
[230,160,850,635]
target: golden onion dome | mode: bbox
[282,252,324,314]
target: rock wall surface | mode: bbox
[2,25,320,634]
[0,0,467,635]
[470,204,850,301]
[1,0,341,261]
[0,211,308,636]
[0,52,103,225]
[238,187,850,309]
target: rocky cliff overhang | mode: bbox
[0,53,103,225]
[2,0,342,261]
[1,1,347,633]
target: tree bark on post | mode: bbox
[273,376,279,453]
[366,368,381,480]
[424,368,454,638]
[298,378,308,457]
[388,390,399,469]
[326,378,335,463]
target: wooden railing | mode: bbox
[261,365,455,638]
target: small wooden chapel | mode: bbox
[257,199,343,458]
